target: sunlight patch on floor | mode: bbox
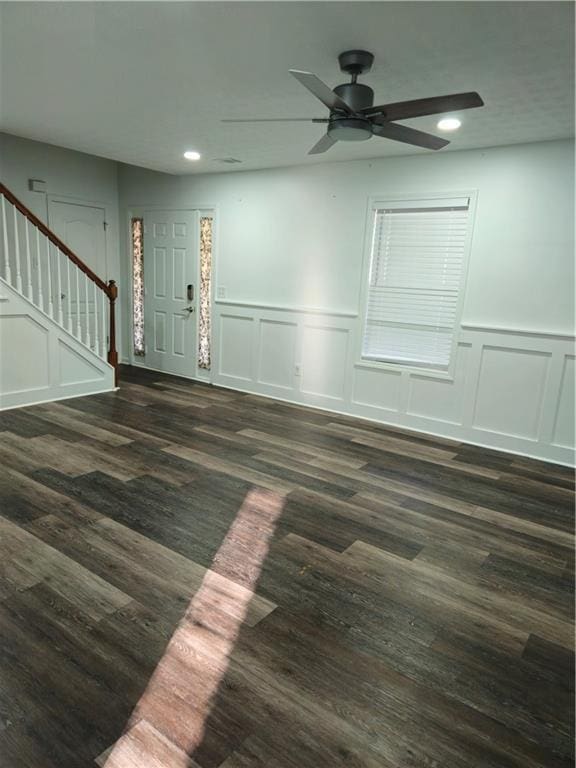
[98,487,285,767]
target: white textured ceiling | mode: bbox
[0,2,574,175]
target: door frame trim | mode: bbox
[47,194,111,280]
[126,206,218,384]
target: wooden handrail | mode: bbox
[0,182,111,296]
[1,181,119,384]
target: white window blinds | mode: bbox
[362,198,470,370]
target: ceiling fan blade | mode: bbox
[363,92,484,120]
[222,118,328,123]
[290,70,352,113]
[372,120,449,150]
[308,133,338,155]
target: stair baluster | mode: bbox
[1,196,11,285]
[36,227,44,312]
[93,279,100,354]
[100,289,107,359]
[24,219,32,300]
[56,247,63,325]
[83,272,89,348]
[0,183,118,383]
[13,206,22,292]
[46,236,54,319]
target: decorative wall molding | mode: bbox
[212,302,575,466]
[461,323,575,340]
[215,298,359,318]
[0,278,115,410]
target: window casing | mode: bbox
[360,195,473,374]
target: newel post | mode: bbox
[107,279,119,386]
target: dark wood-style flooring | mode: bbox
[0,365,574,767]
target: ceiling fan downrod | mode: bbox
[333,50,375,114]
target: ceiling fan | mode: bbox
[223,50,484,154]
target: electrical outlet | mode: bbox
[294,364,301,377]
[217,286,226,299]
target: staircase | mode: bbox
[0,183,118,410]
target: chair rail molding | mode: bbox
[214,298,359,318]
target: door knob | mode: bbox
[183,306,195,314]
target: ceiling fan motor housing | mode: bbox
[329,81,374,141]
[334,82,374,112]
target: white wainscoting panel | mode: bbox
[352,366,401,412]
[258,320,297,390]
[0,314,50,395]
[473,346,550,440]
[407,343,470,425]
[0,278,115,410]
[552,355,575,449]
[212,300,575,466]
[301,325,349,401]
[219,314,255,382]
[58,340,107,386]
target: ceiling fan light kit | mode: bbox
[223,49,484,155]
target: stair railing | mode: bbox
[0,183,118,384]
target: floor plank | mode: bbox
[0,364,573,767]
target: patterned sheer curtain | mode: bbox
[198,216,213,370]
[131,218,145,356]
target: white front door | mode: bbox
[141,210,198,378]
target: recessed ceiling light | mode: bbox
[184,150,201,161]
[437,117,461,132]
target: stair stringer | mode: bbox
[0,277,116,410]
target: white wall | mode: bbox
[0,131,125,357]
[119,140,575,465]
[120,140,574,332]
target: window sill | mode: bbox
[354,359,455,381]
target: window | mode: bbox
[361,196,472,372]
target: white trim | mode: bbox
[206,304,574,466]
[461,323,575,340]
[130,361,206,384]
[0,275,111,366]
[126,207,217,385]
[124,203,219,213]
[215,299,358,318]
[368,189,477,209]
[0,277,115,411]
[1,387,119,412]
[210,378,574,469]
[374,196,470,211]
[353,358,454,381]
